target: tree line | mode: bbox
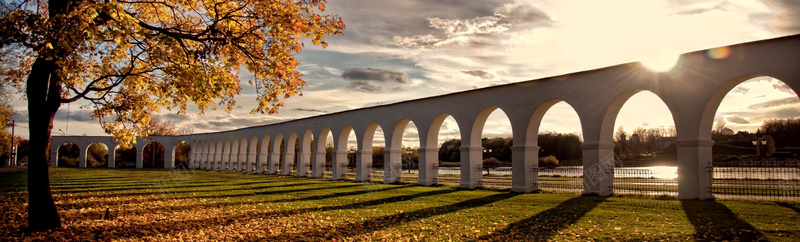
[437,132,584,164]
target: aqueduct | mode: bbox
[50,34,800,199]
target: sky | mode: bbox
[8,0,800,148]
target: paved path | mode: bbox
[0,166,24,174]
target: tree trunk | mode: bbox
[26,58,62,231]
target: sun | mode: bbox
[639,49,681,72]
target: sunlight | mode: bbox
[639,49,680,72]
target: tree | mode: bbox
[0,0,344,231]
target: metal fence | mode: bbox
[711,166,799,200]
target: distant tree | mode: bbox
[142,142,164,168]
[372,146,385,168]
[538,155,559,168]
[86,143,108,168]
[438,139,461,163]
[174,141,191,168]
[56,143,79,167]
[538,132,582,161]
[760,118,800,147]
[712,120,734,141]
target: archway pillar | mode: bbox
[257,152,268,173]
[511,145,540,193]
[417,147,439,186]
[296,151,311,177]
[356,150,373,182]
[49,149,57,167]
[165,150,175,169]
[268,152,280,174]
[676,139,714,200]
[247,152,257,173]
[238,152,247,172]
[281,152,295,176]
[107,147,116,168]
[459,146,482,189]
[331,150,347,180]
[383,149,402,184]
[312,151,326,178]
[136,147,144,169]
[581,142,615,196]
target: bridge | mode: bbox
[50,34,800,200]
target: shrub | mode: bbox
[539,155,559,167]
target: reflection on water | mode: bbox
[398,166,800,180]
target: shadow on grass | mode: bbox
[777,202,800,215]
[479,195,607,240]
[681,200,765,241]
[269,183,416,203]
[269,192,521,240]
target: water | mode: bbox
[388,166,799,180]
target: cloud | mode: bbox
[462,70,495,79]
[341,68,409,93]
[726,115,750,124]
[292,108,330,114]
[773,82,796,94]
[54,109,95,122]
[748,97,800,109]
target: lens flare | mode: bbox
[706,46,731,59]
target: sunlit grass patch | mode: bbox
[0,168,797,241]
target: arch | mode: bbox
[114,145,136,168]
[357,123,383,181]
[420,113,462,186]
[269,133,284,174]
[333,126,356,180]
[142,142,165,168]
[172,141,191,168]
[385,119,419,183]
[56,142,80,167]
[258,134,271,173]
[281,132,298,176]
[701,75,800,140]
[297,130,314,177]
[230,138,240,171]
[86,142,109,168]
[248,136,258,173]
[215,140,223,170]
[313,127,333,178]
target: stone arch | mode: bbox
[114,145,136,168]
[281,132,298,176]
[258,134,271,173]
[385,119,418,183]
[700,75,800,140]
[313,127,333,178]
[172,141,191,169]
[356,123,383,181]
[419,113,462,186]
[215,140,224,170]
[247,136,258,172]
[143,142,165,168]
[85,142,109,168]
[236,137,247,172]
[204,140,213,169]
[460,106,509,188]
[230,138,240,171]
[333,126,355,180]
[56,142,80,167]
[269,133,284,174]
[297,129,314,177]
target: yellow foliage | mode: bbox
[1,0,345,146]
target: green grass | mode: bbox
[1,167,798,241]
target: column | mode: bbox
[331,150,347,180]
[281,152,295,176]
[296,151,311,177]
[268,152,280,174]
[356,149,373,182]
[676,140,714,200]
[511,145,539,193]
[581,142,615,196]
[459,146,482,189]
[312,151,326,178]
[384,149,402,184]
[417,147,439,186]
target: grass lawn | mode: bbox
[1,167,798,241]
